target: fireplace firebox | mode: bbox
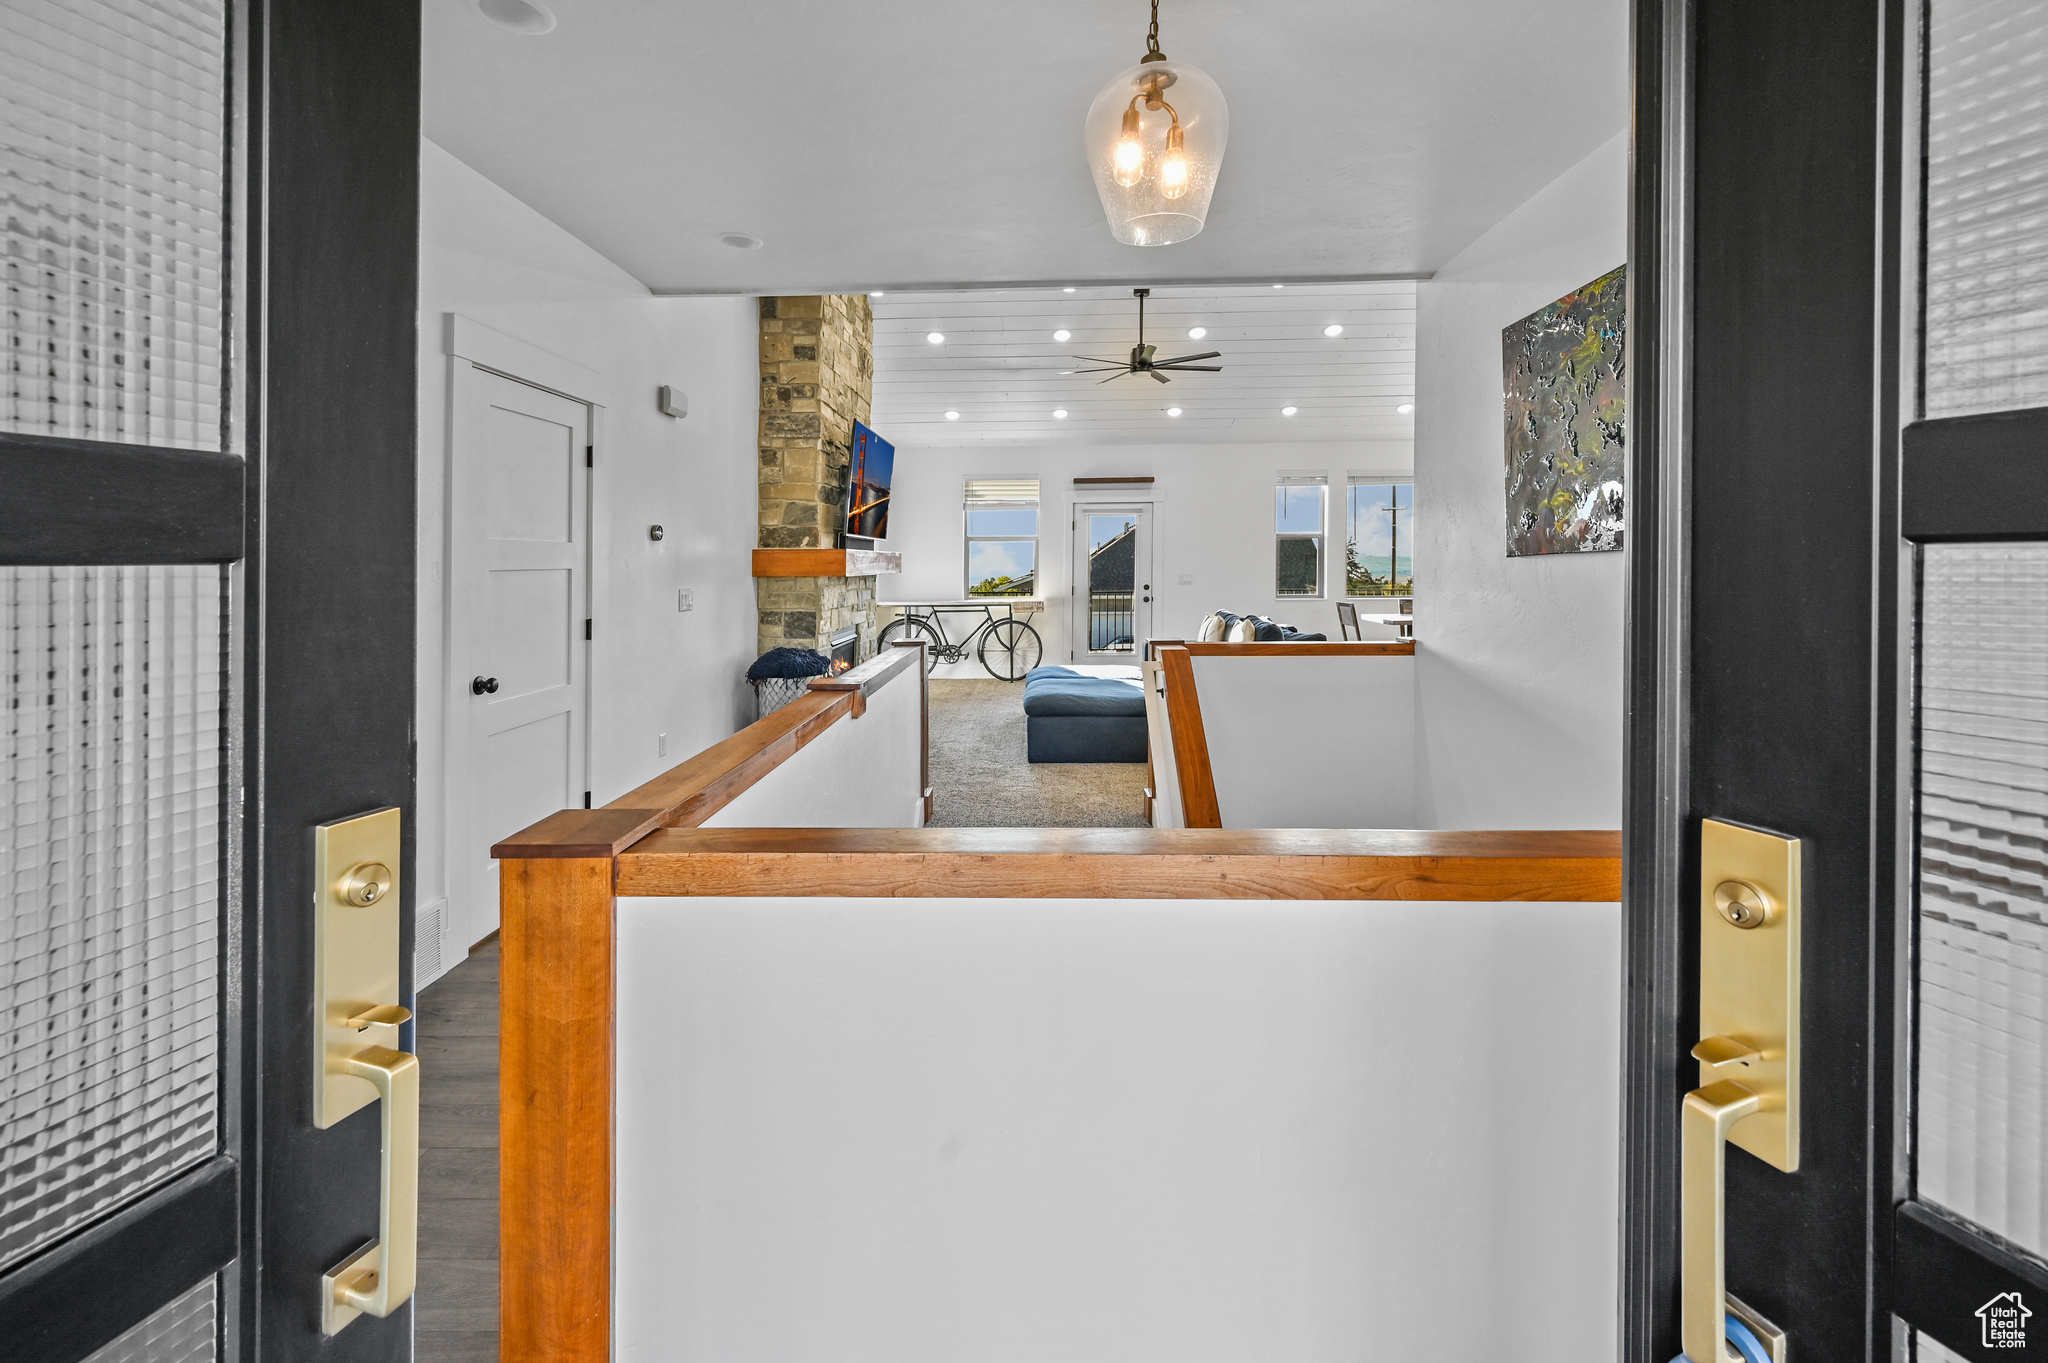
[828,626,860,674]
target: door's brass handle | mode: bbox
[1681,1071,1763,1363]
[321,1044,420,1333]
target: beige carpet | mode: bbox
[927,680,1149,828]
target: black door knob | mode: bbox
[472,676,499,695]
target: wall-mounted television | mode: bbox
[844,421,895,546]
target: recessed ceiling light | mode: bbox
[1064,287,1077,293]
[945,410,961,420]
[1324,324,1344,337]
[926,332,946,344]
[1054,329,1072,342]
[1281,406,1299,416]
[1054,409,1069,419]
[1187,326,1207,339]
[1166,407,1183,417]
[473,0,556,33]
[1273,283,1285,289]
[869,290,885,297]
[718,232,764,250]
[1397,403,1415,414]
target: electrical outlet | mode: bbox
[678,588,694,612]
[658,733,668,758]
[1177,573,1194,586]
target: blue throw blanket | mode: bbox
[1021,666,1148,718]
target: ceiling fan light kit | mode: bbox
[1085,0,1229,246]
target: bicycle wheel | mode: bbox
[878,615,942,671]
[978,618,1043,680]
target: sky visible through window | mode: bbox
[1347,482,1414,596]
[967,507,1037,596]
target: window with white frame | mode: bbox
[1275,475,1327,597]
[964,478,1040,597]
[1345,476,1415,598]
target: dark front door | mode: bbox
[0,3,420,1361]
[1626,1,2048,1360]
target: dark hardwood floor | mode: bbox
[416,938,500,1362]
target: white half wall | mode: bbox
[702,676,925,830]
[1412,129,1629,829]
[1192,653,1416,828]
[876,441,1411,676]
[418,138,760,953]
[614,895,1621,1363]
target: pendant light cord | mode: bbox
[1142,0,1167,62]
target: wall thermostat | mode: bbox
[658,386,688,419]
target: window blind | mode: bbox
[1276,473,1328,486]
[963,478,1040,507]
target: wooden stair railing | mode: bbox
[491,648,1615,1363]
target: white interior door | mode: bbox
[455,369,590,942]
[1072,504,1152,662]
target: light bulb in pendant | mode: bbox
[1112,105,1145,187]
[1158,125,1191,199]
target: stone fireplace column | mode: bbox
[755,294,880,660]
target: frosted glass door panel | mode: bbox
[1916,543,2048,1257]
[0,566,223,1271]
[0,0,227,448]
[82,1277,215,1363]
[1924,0,2048,418]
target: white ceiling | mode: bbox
[870,282,1415,445]
[423,0,1628,294]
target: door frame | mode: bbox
[1620,2,2048,1359]
[1071,500,1154,662]
[440,316,608,958]
[0,3,423,1362]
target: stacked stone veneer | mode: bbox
[756,294,878,660]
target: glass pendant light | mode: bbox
[1084,0,1229,247]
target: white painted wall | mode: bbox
[876,441,1411,676]
[615,894,1621,1363]
[703,675,925,830]
[1193,654,1416,828]
[1412,129,1630,830]
[417,138,760,953]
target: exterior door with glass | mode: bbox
[1626,2,2048,1361]
[1072,505,1152,662]
[0,4,421,1362]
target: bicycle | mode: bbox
[879,600,1045,680]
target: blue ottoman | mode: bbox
[1022,666,1149,763]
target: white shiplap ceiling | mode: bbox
[869,282,1415,445]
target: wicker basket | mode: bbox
[751,675,814,720]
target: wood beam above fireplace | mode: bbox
[752,548,902,578]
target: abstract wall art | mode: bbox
[1503,266,1627,556]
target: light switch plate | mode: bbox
[678,588,694,612]
[1177,573,1194,585]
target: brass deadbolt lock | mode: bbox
[339,862,393,908]
[1712,878,1773,929]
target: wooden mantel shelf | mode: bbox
[752,547,902,578]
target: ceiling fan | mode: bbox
[1068,288,1223,384]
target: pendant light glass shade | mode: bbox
[1085,58,1229,246]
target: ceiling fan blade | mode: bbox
[1155,351,1222,365]
[1136,343,1157,363]
[1097,372,1133,384]
[1064,364,1126,373]
[1150,370,1172,384]
[1153,363,1223,372]
[1073,356,1128,365]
